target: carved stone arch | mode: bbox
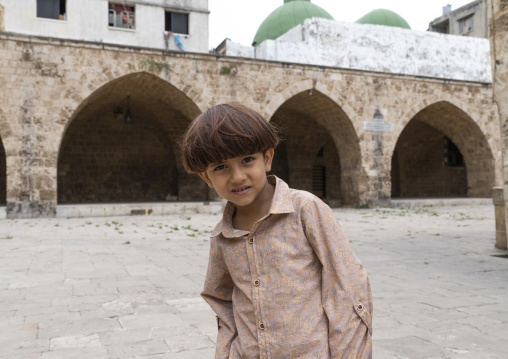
[57,72,206,204]
[391,100,495,198]
[263,79,357,126]
[0,134,5,206]
[393,95,492,154]
[268,88,362,206]
[0,107,14,207]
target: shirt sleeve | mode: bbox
[201,237,238,359]
[301,197,373,358]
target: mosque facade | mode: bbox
[0,0,503,234]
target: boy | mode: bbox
[181,103,372,359]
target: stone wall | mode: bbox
[0,33,502,217]
[58,110,178,204]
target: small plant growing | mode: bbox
[141,60,171,72]
[220,65,231,74]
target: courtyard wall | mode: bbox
[0,33,501,217]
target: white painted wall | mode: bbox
[0,0,209,53]
[224,18,492,83]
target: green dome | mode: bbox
[355,9,411,29]
[252,0,334,46]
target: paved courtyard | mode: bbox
[0,204,507,359]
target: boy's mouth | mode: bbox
[232,186,251,194]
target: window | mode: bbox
[37,0,66,20]
[444,137,464,167]
[108,3,135,29]
[165,11,188,34]
[459,15,474,34]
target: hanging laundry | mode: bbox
[174,34,185,51]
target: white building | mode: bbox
[0,0,209,53]
[428,0,489,38]
[219,17,492,83]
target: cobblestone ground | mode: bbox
[0,205,507,359]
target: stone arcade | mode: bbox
[0,0,502,221]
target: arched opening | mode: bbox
[391,101,495,198]
[0,137,5,206]
[270,90,361,206]
[58,72,204,204]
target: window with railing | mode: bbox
[108,3,135,29]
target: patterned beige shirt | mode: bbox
[202,176,372,359]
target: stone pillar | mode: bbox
[492,187,507,249]
[6,96,57,219]
[490,0,508,250]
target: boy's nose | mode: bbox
[230,166,247,183]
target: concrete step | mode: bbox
[0,198,494,219]
[56,201,224,219]
[389,197,491,209]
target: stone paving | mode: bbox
[0,204,507,359]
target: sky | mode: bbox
[208,0,475,49]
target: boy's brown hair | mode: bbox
[181,103,279,173]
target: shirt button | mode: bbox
[357,303,364,312]
[253,279,260,286]
[259,322,265,330]
[248,237,254,244]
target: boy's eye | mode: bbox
[242,156,255,163]
[213,164,226,171]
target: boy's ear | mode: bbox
[198,172,214,188]
[264,148,275,173]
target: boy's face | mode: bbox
[198,149,274,209]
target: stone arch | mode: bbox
[270,89,362,206]
[0,108,12,208]
[391,101,495,198]
[0,135,5,206]
[58,72,206,204]
[263,79,358,127]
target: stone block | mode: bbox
[492,186,504,205]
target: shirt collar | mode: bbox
[211,175,294,238]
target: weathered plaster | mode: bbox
[224,18,492,83]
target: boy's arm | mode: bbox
[302,198,373,358]
[201,237,237,359]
